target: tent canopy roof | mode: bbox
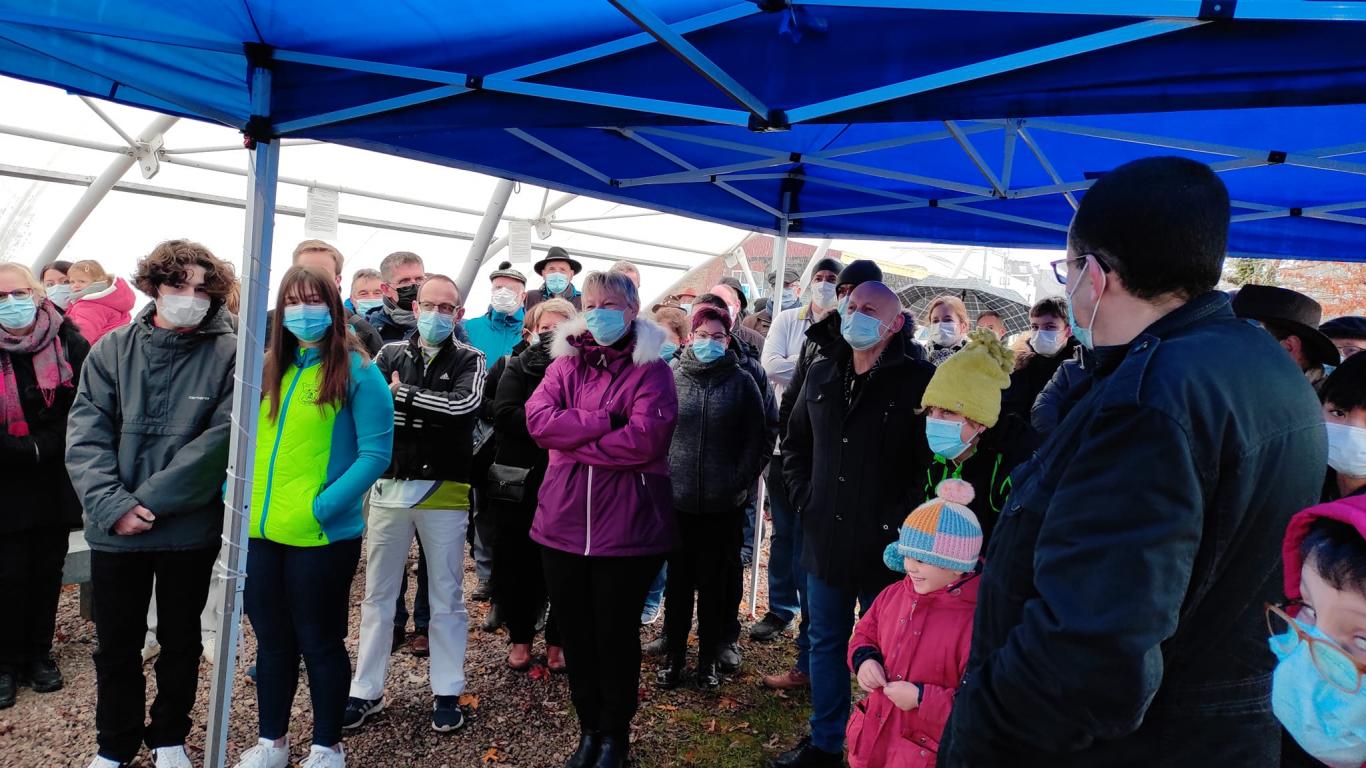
[3,1,1365,259]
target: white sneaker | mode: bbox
[202,637,216,663]
[141,641,162,664]
[232,738,290,768]
[87,757,124,768]
[154,746,194,768]
[300,745,345,768]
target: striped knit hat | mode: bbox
[883,479,983,573]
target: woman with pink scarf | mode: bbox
[0,263,89,710]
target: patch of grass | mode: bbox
[632,676,811,768]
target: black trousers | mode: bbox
[664,509,744,662]
[245,537,361,748]
[0,526,69,669]
[541,547,663,739]
[494,504,560,646]
[91,546,217,762]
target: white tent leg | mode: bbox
[455,178,516,298]
[770,213,790,307]
[749,477,767,620]
[204,63,279,768]
[31,114,177,272]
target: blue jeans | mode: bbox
[806,572,882,755]
[766,454,801,623]
[643,563,667,613]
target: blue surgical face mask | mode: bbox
[283,303,332,343]
[840,309,887,351]
[809,281,837,309]
[926,416,973,460]
[660,341,679,360]
[691,337,726,364]
[417,309,455,345]
[837,295,850,325]
[544,273,570,294]
[781,288,799,311]
[679,302,693,315]
[354,298,383,315]
[585,307,628,345]
[46,284,73,310]
[0,295,37,330]
[1272,623,1366,768]
[1066,259,1103,350]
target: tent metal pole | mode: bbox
[30,114,177,272]
[456,178,516,299]
[204,63,279,768]
[749,477,767,620]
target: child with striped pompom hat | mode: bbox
[844,479,982,768]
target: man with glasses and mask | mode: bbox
[346,274,485,735]
[365,251,427,343]
[771,280,935,768]
[940,157,1327,768]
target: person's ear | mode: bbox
[889,313,906,334]
[454,307,465,322]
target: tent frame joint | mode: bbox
[1198,0,1237,20]
[749,109,791,132]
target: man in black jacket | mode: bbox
[1001,296,1078,421]
[772,281,935,768]
[345,274,485,735]
[941,157,1327,767]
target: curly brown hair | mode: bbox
[133,239,235,303]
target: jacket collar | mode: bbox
[484,306,525,326]
[1087,291,1231,377]
[550,314,667,366]
[135,301,232,340]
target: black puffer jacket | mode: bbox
[1031,353,1089,437]
[783,332,935,593]
[374,333,485,482]
[668,347,767,514]
[489,336,554,516]
[1002,336,1081,421]
[2,316,89,533]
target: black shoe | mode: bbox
[696,659,721,691]
[432,694,466,733]
[642,635,669,656]
[342,696,385,730]
[392,625,407,653]
[564,730,601,768]
[591,733,629,768]
[718,642,741,674]
[749,612,792,642]
[471,579,493,602]
[769,737,842,768]
[20,657,63,693]
[0,670,14,709]
[482,603,504,632]
[741,551,754,567]
[656,655,688,689]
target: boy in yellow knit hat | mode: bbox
[919,328,1036,542]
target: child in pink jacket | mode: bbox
[847,479,981,768]
[64,259,134,345]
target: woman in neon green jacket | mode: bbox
[233,265,393,768]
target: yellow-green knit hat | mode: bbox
[919,328,1014,427]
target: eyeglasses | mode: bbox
[693,331,729,343]
[1267,602,1366,693]
[0,289,34,302]
[1050,253,1111,286]
[418,301,459,316]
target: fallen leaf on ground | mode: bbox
[459,693,480,710]
[481,746,504,763]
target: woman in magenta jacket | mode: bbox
[526,270,677,768]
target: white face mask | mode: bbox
[809,281,837,309]
[1031,329,1066,356]
[157,294,210,328]
[490,287,521,315]
[1327,422,1366,478]
[931,321,961,346]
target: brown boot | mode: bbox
[762,668,810,690]
[507,643,532,671]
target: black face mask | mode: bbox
[395,284,420,311]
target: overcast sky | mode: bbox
[0,76,1063,312]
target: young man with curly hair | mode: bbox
[67,239,239,768]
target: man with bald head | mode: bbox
[773,281,936,768]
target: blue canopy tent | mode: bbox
[3,2,1365,764]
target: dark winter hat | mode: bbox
[837,259,883,290]
[812,257,843,278]
[489,261,526,285]
[1232,284,1340,367]
[533,246,582,276]
[770,265,801,287]
[1322,316,1366,341]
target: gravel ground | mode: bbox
[0,538,807,768]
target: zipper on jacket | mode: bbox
[259,365,305,538]
[585,465,593,556]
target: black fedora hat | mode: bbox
[533,246,582,276]
[1232,284,1341,367]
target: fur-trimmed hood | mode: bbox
[550,314,668,366]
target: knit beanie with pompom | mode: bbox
[883,478,983,573]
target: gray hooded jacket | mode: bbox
[67,303,237,552]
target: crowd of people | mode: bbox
[0,154,1363,768]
